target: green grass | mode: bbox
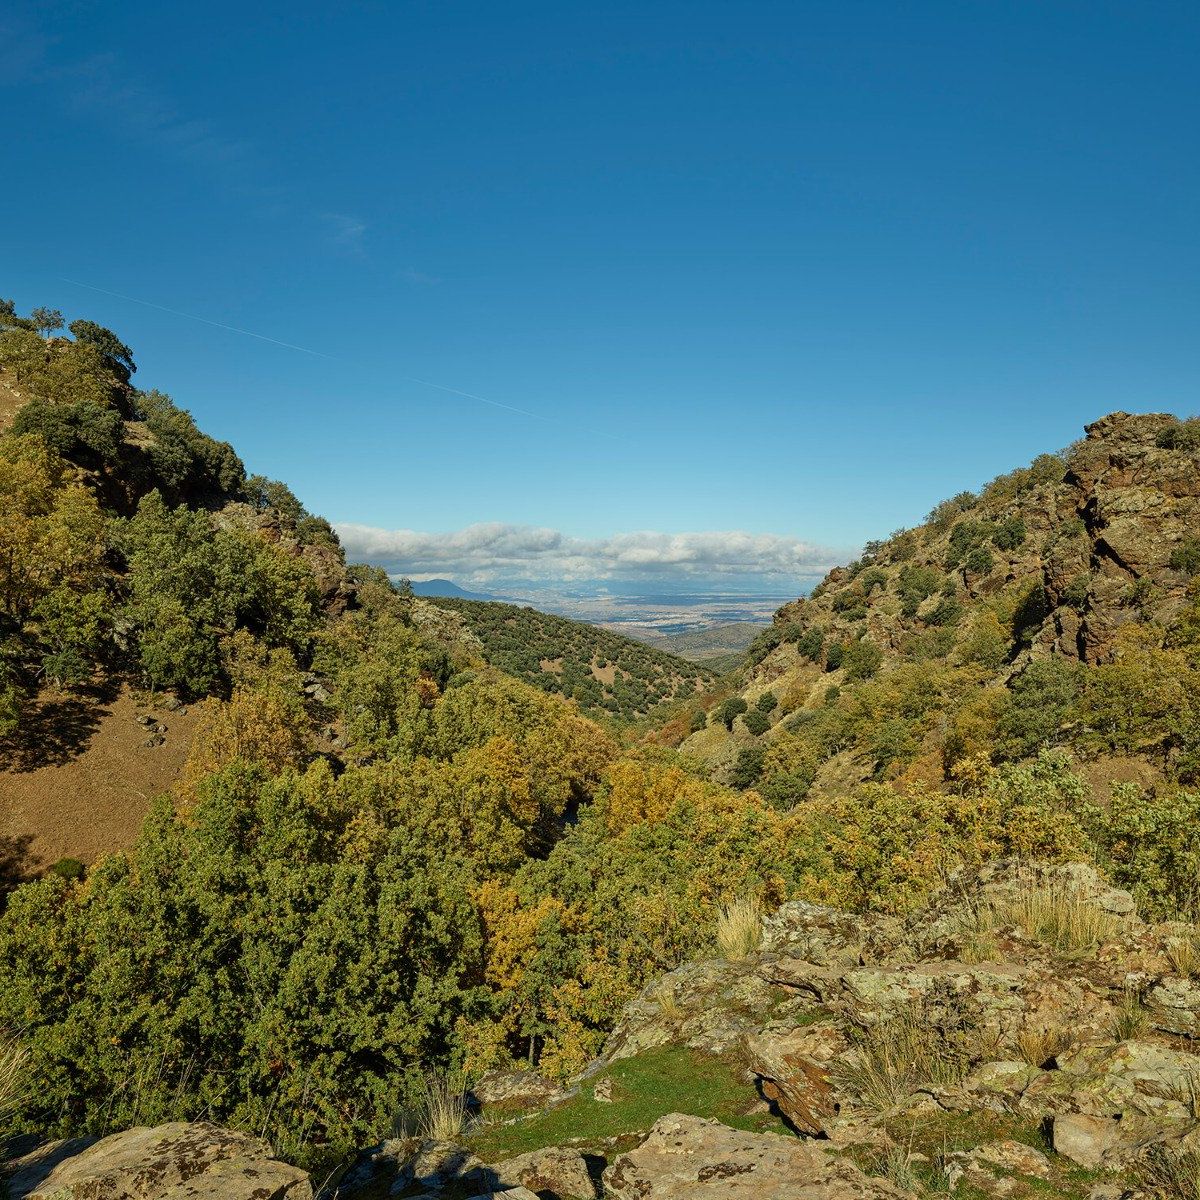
[468,1045,785,1162]
[844,1111,1111,1200]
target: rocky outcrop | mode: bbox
[4,1123,311,1200]
[602,1114,912,1199]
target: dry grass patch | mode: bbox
[1108,988,1148,1042]
[1000,879,1120,955]
[1138,1144,1200,1200]
[716,895,763,959]
[837,1002,973,1113]
[0,1033,27,1125]
[1168,930,1200,978]
[1015,1021,1075,1068]
[651,980,682,1019]
[392,1071,470,1141]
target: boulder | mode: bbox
[744,1022,845,1135]
[472,1068,567,1108]
[5,1122,310,1200]
[1052,1113,1126,1168]
[602,1114,913,1198]
[488,1146,597,1198]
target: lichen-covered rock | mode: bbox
[601,956,801,1063]
[5,1122,311,1200]
[486,1146,597,1199]
[743,1022,846,1135]
[602,1114,914,1198]
[472,1068,567,1108]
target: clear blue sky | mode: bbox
[2,1,1197,584]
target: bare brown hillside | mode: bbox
[0,684,200,876]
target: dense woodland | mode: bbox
[2,301,1200,1172]
[428,597,712,722]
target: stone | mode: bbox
[593,1077,614,1103]
[472,1068,567,1108]
[488,1146,597,1199]
[6,1122,311,1200]
[464,1190,540,1200]
[602,1114,914,1198]
[1052,1113,1123,1168]
[744,1022,845,1134]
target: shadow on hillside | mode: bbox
[0,833,34,905]
[0,678,120,773]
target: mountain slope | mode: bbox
[429,596,715,721]
[674,412,1200,801]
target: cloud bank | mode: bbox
[336,522,848,585]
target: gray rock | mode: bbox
[489,1146,597,1199]
[603,1114,914,1198]
[472,1068,566,1108]
[5,1122,310,1200]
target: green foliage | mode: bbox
[963,545,994,576]
[689,708,707,733]
[996,658,1085,759]
[730,743,766,787]
[430,597,710,722]
[1170,540,1200,576]
[742,709,770,736]
[1086,784,1200,919]
[1156,419,1200,452]
[792,625,825,660]
[11,398,124,469]
[898,564,942,617]
[843,639,883,681]
[135,390,245,504]
[756,690,778,713]
[717,696,748,729]
[115,492,319,695]
[67,319,136,379]
[992,516,1027,551]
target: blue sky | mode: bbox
[2,1,1197,589]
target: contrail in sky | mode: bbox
[57,276,564,426]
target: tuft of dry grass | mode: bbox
[0,1034,28,1125]
[651,980,682,1019]
[1138,1145,1200,1200]
[1108,988,1148,1042]
[715,895,763,959]
[392,1071,471,1142]
[996,878,1120,956]
[1167,931,1200,978]
[836,1005,971,1113]
[1015,1022,1075,1068]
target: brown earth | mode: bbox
[0,683,200,878]
[0,367,25,433]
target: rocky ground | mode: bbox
[10,860,1200,1198]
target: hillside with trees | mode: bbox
[671,411,1200,816]
[428,596,714,722]
[6,300,1200,1198]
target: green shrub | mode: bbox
[729,744,766,788]
[843,639,883,681]
[756,691,778,713]
[1156,420,1200,452]
[717,697,748,729]
[742,710,770,736]
[1170,540,1200,577]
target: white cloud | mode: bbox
[323,213,368,253]
[336,522,847,584]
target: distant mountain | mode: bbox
[407,578,499,601]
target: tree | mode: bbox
[68,319,136,378]
[718,697,748,729]
[689,709,707,733]
[756,691,778,714]
[30,307,63,338]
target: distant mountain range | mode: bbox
[407,578,503,602]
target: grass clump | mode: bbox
[0,1033,27,1128]
[1138,1144,1200,1200]
[1108,988,1148,1042]
[837,985,978,1113]
[1015,1021,1076,1068]
[1167,930,1200,978]
[996,878,1120,955]
[393,1071,470,1141]
[716,895,763,959]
